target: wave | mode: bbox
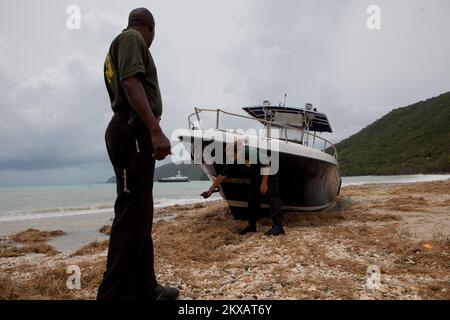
[341,174,450,186]
[0,195,220,222]
[0,205,114,222]
[154,195,220,208]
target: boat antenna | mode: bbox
[283,93,287,107]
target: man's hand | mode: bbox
[202,176,226,199]
[260,182,268,195]
[201,189,213,199]
[151,130,171,160]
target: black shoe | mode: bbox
[265,225,285,236]
[239,224,257,235]
[153,284,180,300]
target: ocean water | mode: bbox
[0,175,448,222]
[0,181,216,222]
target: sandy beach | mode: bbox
[1,180,449,300]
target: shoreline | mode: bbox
[0,200,220,253]
[1,179,449,300]
[1,174,449,223]
[0,178,448,253]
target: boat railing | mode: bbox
[187,108,338,160]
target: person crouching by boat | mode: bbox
[202,140,285,236]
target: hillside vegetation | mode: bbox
[335,92,450,176]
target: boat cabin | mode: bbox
[242,103,332,133]
[242,103,332,146]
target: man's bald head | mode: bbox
[127,8,156,47]
[128,8,155,29]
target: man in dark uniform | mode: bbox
[97,8,179,300]
[203,142,285,236]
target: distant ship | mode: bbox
[158,171,190,183]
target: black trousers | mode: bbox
[247,168,283,227]
[97,111,157,300]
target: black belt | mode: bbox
[112,109,148,139]
[112,108,133,123]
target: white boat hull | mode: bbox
[179,130,342,219]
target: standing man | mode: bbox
[203,141,285,236]
[98,8,179,300]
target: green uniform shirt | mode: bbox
[220,146,269,177]
[104,28,163,118]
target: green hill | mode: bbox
[334,92,450,176]
[106,162,209,183]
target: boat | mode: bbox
[158,171,190,183]
[178,101,341,219]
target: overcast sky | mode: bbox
[0,0,449,186]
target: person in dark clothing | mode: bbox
[246,164,284,236]
[203,142,285,236]
[97,8,179,300]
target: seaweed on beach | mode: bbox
[99,225,111,235]
[0,181,449,300]
[0,229,64,258]
[10,229,66,244]
[0,243,60,258]
[71,240,109,257]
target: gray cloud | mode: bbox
[0,57,110,171]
